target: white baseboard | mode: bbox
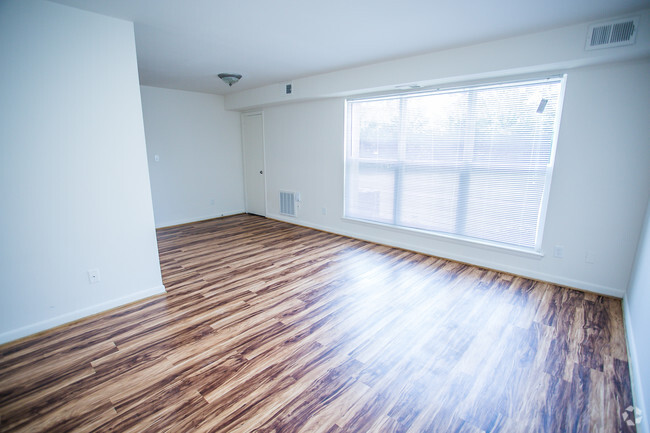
[267,213,625,298]
[155,209,245,229]
[0,285,166,345]
[623,296,648,433]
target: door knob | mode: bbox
[259,170,263,174]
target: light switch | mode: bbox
[154,154,160,162]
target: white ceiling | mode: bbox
[49,0,649,95]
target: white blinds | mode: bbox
[344,77,565,251]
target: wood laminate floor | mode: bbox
[0,214,636,432]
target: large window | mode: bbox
[344,77,565,252]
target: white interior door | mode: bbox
[241,113,266,216]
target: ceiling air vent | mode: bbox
[586,17,638,50]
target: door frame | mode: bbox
[241,111,267,216]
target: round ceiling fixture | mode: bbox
[218,73,242,87]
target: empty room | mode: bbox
[1,0,649,432]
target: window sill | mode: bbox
[341,216,545,259]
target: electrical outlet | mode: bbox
[88,268,101,284]
[321,207,327,215]
[553,245,564,258]
[585,250,596,264]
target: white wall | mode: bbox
[0,0,165,344]
[260,58,650,298]
[625,199,650,433]
[226,9,650,111]
[140,86,245,228]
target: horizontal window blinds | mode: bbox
[344,77,565,251]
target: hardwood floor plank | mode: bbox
[0,214,636,432]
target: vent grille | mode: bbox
[586,17,638,50]
[611,21,635,43]
[590,25,612,46]
[279,191,296,217]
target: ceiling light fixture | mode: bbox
[218,73,242,87]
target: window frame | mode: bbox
[342,75,567,256]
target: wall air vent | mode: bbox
[586,17,638,50]
[279,191,296,217]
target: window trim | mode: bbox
[341,215,545,258]
[342,74,567,255]
[346,74,566,104]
